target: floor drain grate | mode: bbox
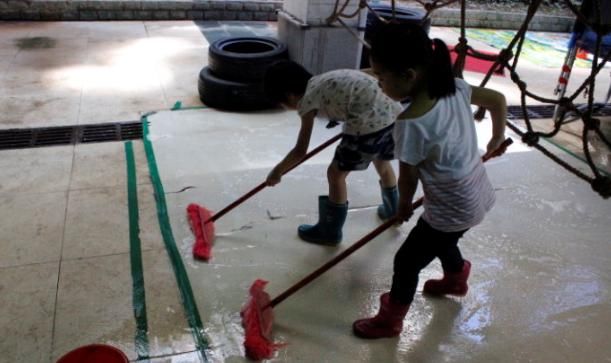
[507,103,611,120]
[0,121,142,150]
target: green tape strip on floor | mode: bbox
[171,101,183,110]
[170,100,209,111]
[125,141,150,360]
[141,115,210,362]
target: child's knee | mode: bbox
[374,160,395,177]
[327,162,347,180]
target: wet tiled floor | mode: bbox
[0,20,609,363]
[145,108,611,362]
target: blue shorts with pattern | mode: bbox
[334,124,395,171]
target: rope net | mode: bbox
[326,0,611,199]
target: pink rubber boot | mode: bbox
[353,292,410,339]
[423,260,471,297]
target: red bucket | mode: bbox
[57,344,129,363]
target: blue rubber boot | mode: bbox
[298,196,348,246]
[377,183,398,220]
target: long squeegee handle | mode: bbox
[267,137,513,309]
[207,133,343,224]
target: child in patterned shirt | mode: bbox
[263,60,404,245]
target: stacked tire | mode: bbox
[198,37,288,111]
[360,4,430,68]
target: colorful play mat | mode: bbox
[456,29,593,68]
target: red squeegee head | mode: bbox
[187,203,215,261]
[241,279,278,361]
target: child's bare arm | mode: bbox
[396,161,419,222]
[471,86,507,154]
[266,110,316,186]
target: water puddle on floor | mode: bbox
[15,36,56,49]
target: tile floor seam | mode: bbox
[0,260,62,271]
[0,189,72,197]
[76,37,86,127]
[144,22,172,109]
[50,183,72,362]
[138,348,202,361]
[56,247,165,264]
[50,142,77,361]
[66,183,153,193]
[3,41,22,79]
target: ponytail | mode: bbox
[428,38,456,98]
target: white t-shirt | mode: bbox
[394,78,495,232]
[298,69,403,136]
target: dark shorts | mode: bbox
[334,124,395,171]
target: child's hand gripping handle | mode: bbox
[483,137,513,161]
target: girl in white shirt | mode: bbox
[353,23,507,339]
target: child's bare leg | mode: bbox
[373,160,396,188]
[373,159,398,220]
[327,161,350,204]
[298,162,349,245]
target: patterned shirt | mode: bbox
[394,78,495,232]
[298,69,403,135]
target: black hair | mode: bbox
[263,60,313,104]
[369,23,456,99]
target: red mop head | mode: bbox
[241,279,279,361]
[187,203,215,261]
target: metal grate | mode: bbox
[0,121,142,150]
[0,129,34,149]
[507,104,611,120]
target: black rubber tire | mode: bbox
[361,5,431,68]
[198,66,275,111]
[208,37,288,82]
[366,4,431,37]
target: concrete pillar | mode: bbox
[278,0,367,75]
